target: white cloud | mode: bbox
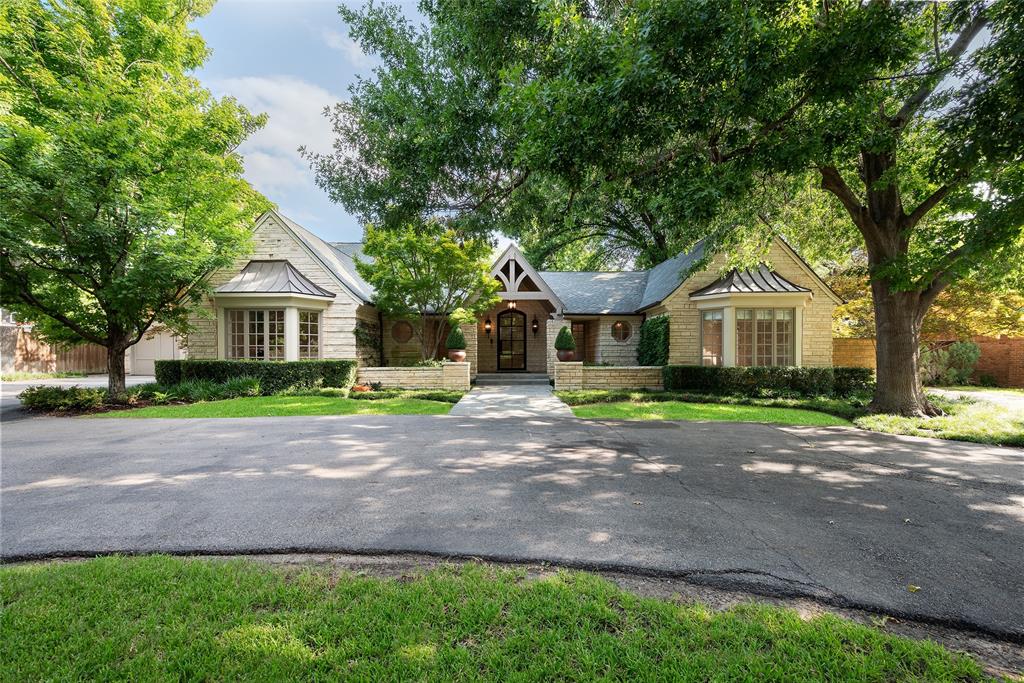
[321,28,376,68]
[210,75,341,198]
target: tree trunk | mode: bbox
[107,342,128,397]
[869,283,936,416]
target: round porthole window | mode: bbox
[391,321,413,343]
[611,320,632,342]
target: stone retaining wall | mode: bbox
[357,362,471,390]
[553,362,663,391]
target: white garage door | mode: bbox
[131,329,183,375]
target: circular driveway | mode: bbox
[2,412,1022,639]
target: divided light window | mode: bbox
[701,310,724,366]
[228,309,285,360]
[736,308,794,367]
[299,311,321,359]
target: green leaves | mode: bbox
[356,220,500,359]
[0,0,269,388]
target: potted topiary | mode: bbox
[446,326,467,362]
[554,326,576,361]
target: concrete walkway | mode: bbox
[449,383,575,418]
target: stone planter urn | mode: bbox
[448,349,467,362]
[556,349,575,362]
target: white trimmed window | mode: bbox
[299,310,321,359]
[227,309,285,360]
[736,308,794,367]
[701,309,724,366]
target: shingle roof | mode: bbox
[689,265,810,297]
[273,213,375,302]
[539,271,650,314]
[216,260,335,298]
[637,241,706,310]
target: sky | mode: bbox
[192,0,421,242]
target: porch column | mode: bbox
[722,306,736,367]
[794,305,803,367]
[285,306,299,361]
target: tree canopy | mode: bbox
[356,220,500,360]
[0,0,269,394]
[316,0,1023,414]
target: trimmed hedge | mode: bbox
[637,314,669,366]
[155,359,358,395]
[662,365,873,398]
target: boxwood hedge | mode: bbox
[662,365,873,398]
[155,359,357,395]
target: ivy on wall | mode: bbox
[637,314,669,366]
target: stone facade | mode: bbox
[645,240,836,368]
[475,300,550,374]
[553,362,663,391]
[187,213,364,360]
[356,362,470,390]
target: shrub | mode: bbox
[661,365,871,398]
[833,367,874,396]
[155,360,357,395]
[221,376,261,398]
[169,379,225,402]
[554,326,576,351]
[920,342,981,386]
[445,326,466,350]
[19,385,106,412]
[978,373,998,387]
[637,314,669,366]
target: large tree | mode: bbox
[0,0,269,395]
[315,0,1023,415]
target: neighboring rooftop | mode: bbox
[216,260,335,298]
[689,265,811,298]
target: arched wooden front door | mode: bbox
[497,309,527,371]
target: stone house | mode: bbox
[184,209,841,377]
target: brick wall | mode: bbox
[553,362,663,391]
[356,362,470,390]
[833,338,876,369]
[833,336,1024,387]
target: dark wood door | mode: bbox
[497,309,526,371]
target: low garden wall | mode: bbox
[357,362,471,391]
[553,362,663,391]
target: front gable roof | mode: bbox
[489,244,566,312]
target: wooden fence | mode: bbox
[0,325,107,374]
[834,336,1024,388]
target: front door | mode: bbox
[497,309,526,371]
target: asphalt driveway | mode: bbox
[2,412,1022,639]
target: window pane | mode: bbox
[736,309,753,366]
[701,310,723,367]
[775,309,793,367]
[248,310,265,360]
[299,311,320,359]
[755,309,774,366]
[267,310,285,360]
[611,320,632,342]
[226,313,243,360]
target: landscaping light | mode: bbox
[532,316,539,336]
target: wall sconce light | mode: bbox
[507,300,517,310]
[531,316,539,336]
[484,317,492,343]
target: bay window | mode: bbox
[227,309,285,360]
[701,309,724,366]
[736,308,794,367]
[299,310,321,359]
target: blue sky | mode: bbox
[192,0,421,241]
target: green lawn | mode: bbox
[0,556,987,681]
[933,385,1024,396]
[571,401,852,426]
[857,396,1024,447]
[92,395,453,418]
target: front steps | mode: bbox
[475,373,551,386]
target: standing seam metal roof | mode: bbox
[689,265,811,297]
[215,260,335,297]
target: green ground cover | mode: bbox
[91,395,453,418]
[0,556,988,681]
